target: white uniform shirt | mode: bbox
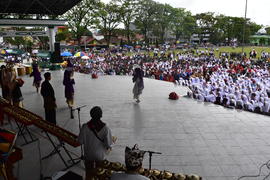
[78,123,113,161]
[111,173,150,180]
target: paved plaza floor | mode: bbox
[2,70,270,180]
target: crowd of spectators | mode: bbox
[67,48,270,115]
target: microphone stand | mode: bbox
[70,107,74,119]
[72,105,87,129]
[71,105,87,162]
[144,150,162,170]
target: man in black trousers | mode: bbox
[41,72,57,124]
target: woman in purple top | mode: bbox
[63,60,75,109]
[30,62,42,93]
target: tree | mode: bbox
[30,27,50,50]
[95,1,121,46]
[56,31,69,42]
[182,13,197,41]
[24,37,34,53]
[4,37,26,49]
[152,3,174,44]
[117,0,139,44]
[194,13,261,45]
[210,15,227,44]
[259,38,266,45]
[265,27,270,35]
[170,8,196,42]
[36,37,50,50]
[247,22,262,43]
[225,17,260,44]
[3,27,34,50]
[63,0,99,46]
[195,12,216,43]
[135,0,158,44]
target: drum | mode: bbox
[17,67,25,76]
[25,66,32,75]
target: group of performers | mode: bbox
[0,63,24,108]
[0,57,147,180]
[0,60,76,125]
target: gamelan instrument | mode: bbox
[0,98,9,106]
[2,103,39,145]
[0,97,80,169]
[32,117,80,147]
[0,97,79,147]
[92,160,202,180]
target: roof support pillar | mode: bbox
[48,26,56,52]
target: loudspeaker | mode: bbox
[54,42,61,61]
[54,42,60,53]
[51,42,62,63]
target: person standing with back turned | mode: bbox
[41,72,57,124]
[78,106,115,180]
[133,67,144,103]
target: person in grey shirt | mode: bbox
[78,106,114,180]
[111,144,150,180]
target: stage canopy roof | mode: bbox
[0,0,82,15]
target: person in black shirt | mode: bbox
[0,65,7,98]
[12,78,24,107]
[41,72,57,124]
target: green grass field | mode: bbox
[198,46,270,58]
[129,46,270,59]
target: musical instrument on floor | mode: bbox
[0,128,22,180]
[0,98,9,106]
[2,105,35,126]
[0,97,80,147]
[0,97,80,169]
[0,146,22,180]
[32,119,80,147]
[93,160,202,180]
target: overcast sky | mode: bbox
[102,0,270,26]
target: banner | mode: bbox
[0,31,48,37]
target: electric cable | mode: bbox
[237,159,270,180]
[263,172,270,180]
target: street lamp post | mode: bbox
[242,0,248,54]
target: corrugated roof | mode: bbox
[0,0,81,15]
